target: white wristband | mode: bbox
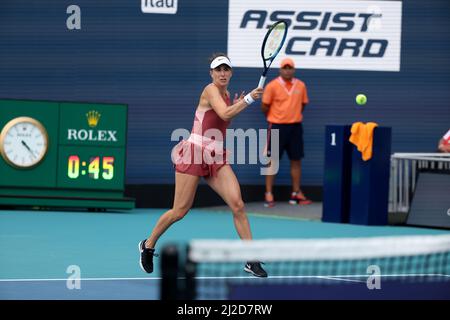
[243,93,255,105]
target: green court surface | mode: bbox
[1,208,449,299]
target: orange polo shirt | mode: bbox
[262,76,309,124]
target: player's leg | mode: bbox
[206,165,251,240]
[146,172,200,247]
[139,172,200,273]
[206,165,267,277]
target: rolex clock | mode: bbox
[0,99,134,210]
[0,116,49,168]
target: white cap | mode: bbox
[210,56,232,69]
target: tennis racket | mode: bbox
[258,21,288,88]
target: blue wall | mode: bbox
[1,0,449,185]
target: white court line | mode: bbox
[196,273,450,280]
[0,273,449,282]
[0,277,160,282]
[316,276,366,283]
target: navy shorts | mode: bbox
[267,122,304,160]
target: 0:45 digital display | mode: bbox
[57,146,125,190]
[67,155,114,180]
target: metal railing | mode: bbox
[389,153,450,213]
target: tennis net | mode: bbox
[160,235,450,300]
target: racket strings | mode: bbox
[263,24,287,60]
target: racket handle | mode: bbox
[258,76,266,88]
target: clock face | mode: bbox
[0,117,49,168]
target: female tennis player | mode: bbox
[139,53,267,278]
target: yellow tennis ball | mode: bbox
[356,94,367,105]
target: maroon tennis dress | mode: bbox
[172,95,231,177]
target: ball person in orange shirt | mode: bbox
[261,58,312,207]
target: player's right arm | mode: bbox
[204,85,262,121]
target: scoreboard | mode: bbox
[0,99,134,210]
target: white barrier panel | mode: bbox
[389,153,450,213]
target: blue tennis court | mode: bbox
[1,208,449,300]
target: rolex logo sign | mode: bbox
[86,110,101,128]
[67,110,117,143]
